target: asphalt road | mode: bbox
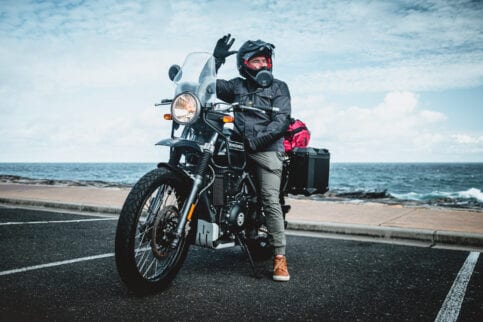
[0,206,481,321]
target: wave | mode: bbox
[458,188,483,202]
[313,188,483,210]
[383,188,483,210]
[391,188,483,202]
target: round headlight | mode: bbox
[171,92,201,125]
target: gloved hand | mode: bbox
[213,34,236,63]
[245,138,257,153]
[245,133,275,153]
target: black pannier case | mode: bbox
[287,147,330,195]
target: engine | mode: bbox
[222,198,249,232]
[212,169,251,233]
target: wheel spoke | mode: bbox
[145,186,165,221]
[136,252,148,272]
[142,255,157,278]
[132,183,184,281]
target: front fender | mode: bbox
[156,162,192,185]
[156,138,202,154]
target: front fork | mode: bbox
[170,133,218,248]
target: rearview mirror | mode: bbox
[168,64,181,81]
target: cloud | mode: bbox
[0,103,170,162]
[441,134,483,161]
[273,0,483,93]
[451,134,483,145]
[3,0,483,95]
[296,91,450,161]
[291,53,483,94]
[0,0,482,162]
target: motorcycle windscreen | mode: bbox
[173,52,217,106]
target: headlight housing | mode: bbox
[171,92,201,125]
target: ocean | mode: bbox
[0,162,482,210]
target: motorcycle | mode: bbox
[114,52,328,294]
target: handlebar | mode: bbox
[220,102,279,113]
[155,99,173,106]
[233,102,280,113]
[155,99,280,114]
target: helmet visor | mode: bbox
[241,43,274,61]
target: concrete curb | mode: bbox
[288,220,434,242]
[287,220,483,248]
[434,230,483,248]
[0,197,121,215]
[2,197,483,249]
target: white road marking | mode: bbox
[0,253,114,276]
[434,251,480,322]
[0,218,117,225]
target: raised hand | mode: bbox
[213,34,236,60]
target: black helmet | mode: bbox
[237,39,275,80]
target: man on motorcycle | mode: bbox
[213,34,292,282]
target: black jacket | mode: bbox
[216,77,291,152]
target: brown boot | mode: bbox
[273,255,290,282]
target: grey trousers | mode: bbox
[249,151,286,256]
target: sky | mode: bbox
[0,0,482,163]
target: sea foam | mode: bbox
[458,188,483,202]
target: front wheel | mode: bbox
[115,168,190,294]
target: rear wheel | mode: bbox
[115,168,190,294]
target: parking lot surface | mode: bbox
[0,206,481,321]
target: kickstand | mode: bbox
[236,233,263,279]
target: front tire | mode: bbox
[115,168,190,294]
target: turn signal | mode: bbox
[163,114,173,120]
[222,115,234,123]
